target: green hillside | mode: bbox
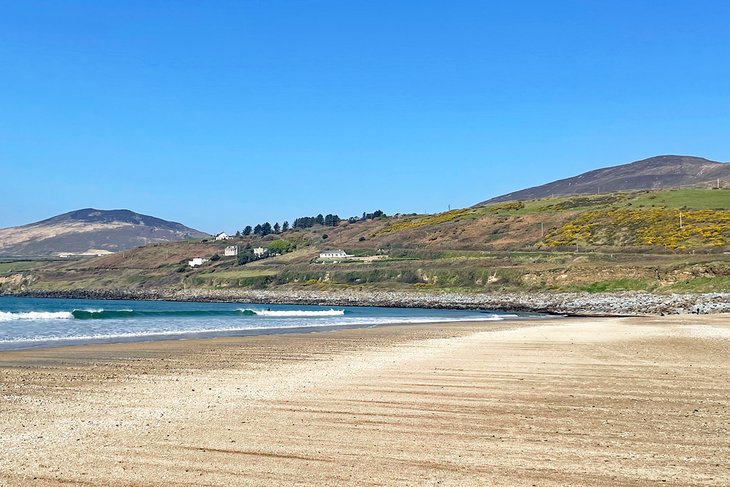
[2,188,728,295]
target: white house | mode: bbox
[319,249,350,259]
[224,245,238,256]
[253,247,266,258]
[188,257,209,267]
[214,232,230,241]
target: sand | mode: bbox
[1,315,729,486]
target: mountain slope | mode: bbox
[479,155,730,204]
[0,208,208,257]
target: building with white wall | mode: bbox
[319,249,350,259]
[188,257,209,267]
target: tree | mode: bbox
[282,221,289,232]
[292,214,339,229]
[237,248,255,265]
[267,239,292,254]
[242,226,252,236]
[324,214,340,226]
[362,209,386,220]
[235,230,241,238]
[261,222,272,236]
[253,224,262,235]
[273,222,281,234]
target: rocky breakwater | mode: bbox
[6,288,730,316]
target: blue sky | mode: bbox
[1,1,729,233]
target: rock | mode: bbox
[4,288,729,317]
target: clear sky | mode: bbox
[2,1,729,234]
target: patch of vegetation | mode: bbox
[481,193,633,215]
[541,194,628,211]
[267,239,293,254]
[376,208,480,235]
[544,208,730,249]
[558,278,658,293]
[195,268,277,280]
[125,274,147,284]
[664,276,730,292]
[628,188,730,210]
[0,261,40,274]
[481,189,728,216]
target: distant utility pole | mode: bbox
[679,211,684,229]
[718,178,721,189]
[540,222,544,238]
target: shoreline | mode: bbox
[2,315,729,485]
[0,313,548,353]
[0,319,537,364]
[4,287,730,316]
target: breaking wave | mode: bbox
[241,309,346,317]
[70,309,245,319]
[0,311,74,321]
[0,308,347,321]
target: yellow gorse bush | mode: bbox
[376,208,477,235]
[544,208,730,249]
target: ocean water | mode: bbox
[0,296,535,350]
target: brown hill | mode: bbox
[0,209,208,257]
[479,155,730,204]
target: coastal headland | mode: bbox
[2,315,729,485]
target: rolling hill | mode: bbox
[1,154,729,294]
[0,208,208,257]
[479,155,730,204]
[2,188,728,296]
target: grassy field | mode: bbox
[0,261,41,274]
[476,188,730,215]
[195,268,278,279]
[628,188,729,209]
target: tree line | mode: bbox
[237,210,387,237]
[293,213,341,229]
[236,221,289,237]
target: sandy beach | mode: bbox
[1,315,729,486]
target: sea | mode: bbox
[0,296,538,351]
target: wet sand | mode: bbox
[1,316,729,486]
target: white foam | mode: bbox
[242,308,346,317]
[0,311,74,321]
[0,321,366,346]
